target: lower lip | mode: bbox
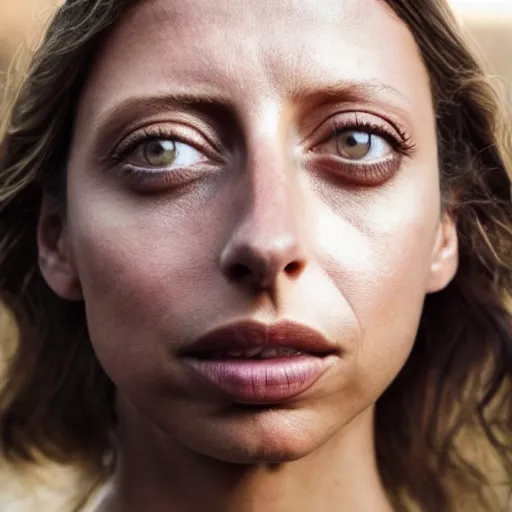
[184,355,333,403]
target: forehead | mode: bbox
[79,0,431,125]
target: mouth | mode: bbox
[197,346,310,360]
[183,320,338,404]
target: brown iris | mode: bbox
[143,139,177,166]
[337,131,372,160]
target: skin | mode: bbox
[38,0,459,510]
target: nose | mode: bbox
[219,163,308,291]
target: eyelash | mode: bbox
[108,116,415,188]
[310,116,416,184]
[106,125,217,188]
[334,118,414,155]
[110,126,193,164]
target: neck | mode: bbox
[101,401,393,512]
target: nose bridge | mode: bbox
[248,140,300,241]
[246,99,303,236]
[219,112,307,289]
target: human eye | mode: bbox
[138,138,201,169]
[108,124,220,190]
[308,113,416,186]
[335,130,391,162]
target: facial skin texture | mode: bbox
[38,0,458,510]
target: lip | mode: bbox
[185,320,337,356]
[183,320,338,403]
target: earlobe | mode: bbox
[426,213,459,293]
[37,195,83,301]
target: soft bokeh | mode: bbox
[0,1,509,511]
[452,0,512,83]
[0,0,57,70]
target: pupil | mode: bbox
[151,142,165,155]
[150,140,172,155]
[145,139,176,165]
[346,134,359,147]
[338,131,372,159]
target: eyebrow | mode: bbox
[99,80,409,120]
[91,91,234,156]
[101,91,234,122]
[91,80,411,155]
[292,79,411,111]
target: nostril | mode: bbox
[284,261,303,276]
[229,263,252,280]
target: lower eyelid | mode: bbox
[117,164,212,190]
[303,151,403,185]
[120,159,213,176]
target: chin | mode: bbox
[173,405,339,465]
[195,434,325,465]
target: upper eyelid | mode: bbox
[309,116,417,163]
[108,124,219,163]
[333,112,406,139]
[305,114,406,151]
[106,112,411,163]
[113,128,170,158]
[334,122,405,150]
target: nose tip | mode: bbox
[218,133,308,291]
[220,233,306,290]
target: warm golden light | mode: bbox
[449,0,512,17]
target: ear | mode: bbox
[37,195,83,301]
[426,213,459,293]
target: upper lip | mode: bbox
[185,320,337,356]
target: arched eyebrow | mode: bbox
[90,79,412,161]
[96,90,234,129]
[90,90,235,160]
[95,79,409,133]
[292,79,412,112]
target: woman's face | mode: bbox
[40,0,458,462]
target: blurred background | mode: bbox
[0,0,510,508]
[0,0,512,83]
[451,0,512,83]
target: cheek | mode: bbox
[67,158,439,412]
[313,168,440,391]
[66,191,230,378]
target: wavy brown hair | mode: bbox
[0,0,511,510]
